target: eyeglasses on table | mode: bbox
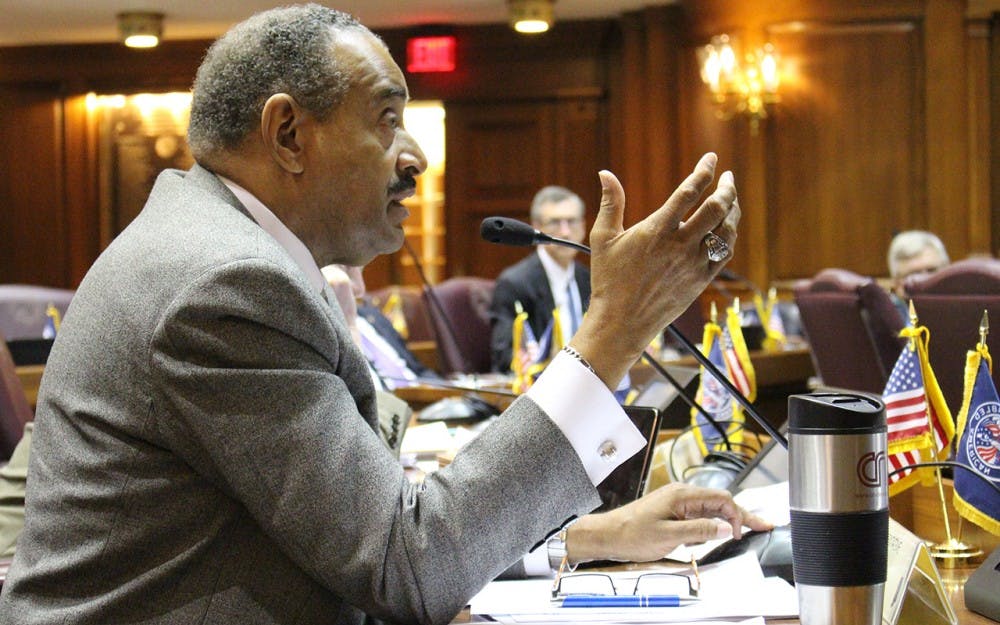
[550,571,699,600]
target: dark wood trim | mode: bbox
[992,12,1000,255]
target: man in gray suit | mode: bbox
[0,5,755,624]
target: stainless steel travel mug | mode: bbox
[788,392,888,625]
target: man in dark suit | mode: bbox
[0,6,753,624]
[489,186,590,372]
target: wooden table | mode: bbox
[629,344,815,389]
[14,364,43,410]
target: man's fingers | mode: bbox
[658,518,733,547]
[591,170,626,247]
[683,169,738,237]
[647,152,719,232]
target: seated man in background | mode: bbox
[887,230,950,320]
[489,185,590,373]
[322,264,440,389]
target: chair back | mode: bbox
[0,331,33,461]
[423,277,495,375]
[903,257,1000,412]
[0,284,74,341]
[794,268,904,394]
[368,285,436,343]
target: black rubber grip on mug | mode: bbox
[790,509,889,586]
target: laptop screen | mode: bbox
[595,405,661,512]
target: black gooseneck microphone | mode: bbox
[480,216,788,449]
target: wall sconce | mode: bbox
[508,0,554,35]
[698,34,780,134]
[118,12,164,49]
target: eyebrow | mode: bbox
[375,85,409,104]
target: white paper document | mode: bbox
[469,551,797,623]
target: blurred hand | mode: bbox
[566,482,771,565]
[571,153,740,389]
[321,264,361,346]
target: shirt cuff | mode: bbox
[526,351,645,486]
[522,543,553,578]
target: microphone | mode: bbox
[480,217,590,254]
[480,216,787,449]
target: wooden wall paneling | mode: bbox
[552,97,605,224]
[610,6,691,228]
[444,97,604,281]
[63,94,101,286]
[0,42,208,93]
[444,101,557,279]
[923,0,971,255]
[610,13,652,219]
[966,19,993,256]
[992,12,1000,256]
[386,22,613,103]
[766,21,924,281]
[0,85,68,287]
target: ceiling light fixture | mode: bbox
[508,0,554,35]
[118,12,164,49]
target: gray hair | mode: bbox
[529,186,585,222]
[887,230,950,278]
[187,4,372,159]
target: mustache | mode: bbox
[388,175,417,196]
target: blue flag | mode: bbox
[953,349,1000,535]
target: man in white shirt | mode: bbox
[489,186,591,373]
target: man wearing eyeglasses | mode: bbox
[489,186,591,373]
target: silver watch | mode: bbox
[546,520,578,572]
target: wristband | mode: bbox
[561,345,596,376]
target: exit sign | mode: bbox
[407,36,456,73]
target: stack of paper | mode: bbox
[469,551,797,623]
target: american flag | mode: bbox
[883,332,952,491]
[721,325,752,397]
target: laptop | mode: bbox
[595,405,662,512]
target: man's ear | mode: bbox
[261,93,305,174]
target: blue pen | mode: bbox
[560,595,699,608]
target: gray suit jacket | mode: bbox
[0,165,600,625]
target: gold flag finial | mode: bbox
[907,300,918,327]
[732,296,740,313]
[710,301,718,324]
[979,310,989,349]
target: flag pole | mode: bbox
[928,310,988,566]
